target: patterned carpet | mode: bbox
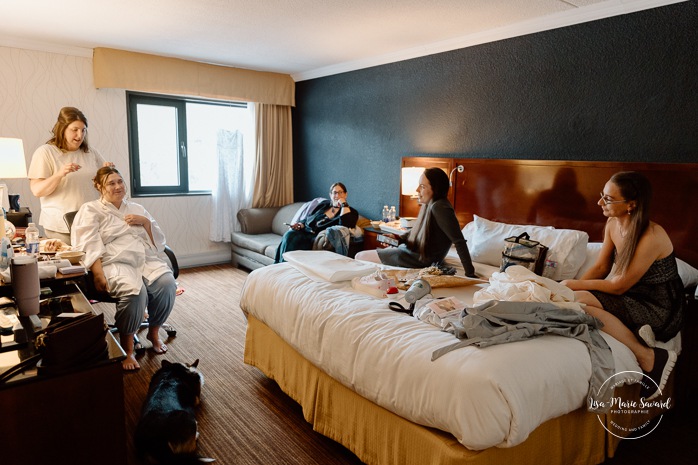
[94,264,363,465]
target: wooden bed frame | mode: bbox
[245,158,697,465]
[401,158,698,268]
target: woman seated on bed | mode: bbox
[355,167,476,278]
[274,182,359,263]
[71,166,176,371]
[561,171,684,400]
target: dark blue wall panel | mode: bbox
[293,2,697,220]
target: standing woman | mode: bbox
[72,166,176,371]
[561,171,684,400]
[355,167,475,277]
[28,107,113,244]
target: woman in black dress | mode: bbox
[561,171,684,400]
[274,182,358,263]
[355,167,475,277]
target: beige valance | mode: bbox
[93,47,295,106]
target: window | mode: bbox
[126,92,254,196]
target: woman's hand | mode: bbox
[291,222,304,231]
[59,162,81,177]
[93,272,109,293]
[124,214,150,228]
[560,279,578,290]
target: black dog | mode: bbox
[134,359,214,464]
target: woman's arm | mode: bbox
[431,201,476,277]
[90,258,109,293]
[562,223,666,295]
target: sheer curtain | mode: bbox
[209,129,250,242]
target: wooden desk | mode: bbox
[0,284,127,465]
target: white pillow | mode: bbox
[575,242,603,279]
[461,221,475,243]
[468,215,589,281]
[676,257,698,288]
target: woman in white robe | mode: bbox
[71,166,176,370]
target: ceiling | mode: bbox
[0,0,683,81]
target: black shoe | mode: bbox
[640,348,677,401]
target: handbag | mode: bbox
[500,232,549,276]
[34,312,108,375]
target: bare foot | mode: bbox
[147,335,168,354]
[122,354,141,371]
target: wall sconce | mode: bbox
[401,167,425,198]
[449,164,464,186]
[0,138,28,212]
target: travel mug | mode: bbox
[10,255,40,316]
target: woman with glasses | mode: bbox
[274,182,359,263]
[561,171,684,401]
[355,167,476,278]
[28,107,114,244]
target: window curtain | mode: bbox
[252,104,293,207]
[209,129,250,242]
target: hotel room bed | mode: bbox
[239,158,698,465]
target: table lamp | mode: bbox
[401,167,424,198]
[0,137,28,213]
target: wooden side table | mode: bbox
[362,226,402,250]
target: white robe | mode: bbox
[71,199,172,297]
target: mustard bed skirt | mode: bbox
[244,315,630,465]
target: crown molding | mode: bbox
[0,36,93,58]
[292,0,687,81]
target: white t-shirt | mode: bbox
[27,144,106,233]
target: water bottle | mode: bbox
[25,222,40,255]
[382,205,390,223]
[389,206,396,222]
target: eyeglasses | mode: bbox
[331,190,345,196]
[599,192,627,205]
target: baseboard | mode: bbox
[177,250,232,269]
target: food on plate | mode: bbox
[39,238,71,253]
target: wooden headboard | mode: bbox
[401,157,698,269]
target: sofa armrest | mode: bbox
[237,207,281,234]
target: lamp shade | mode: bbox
[0,138,27,178]
[401,167,424,197]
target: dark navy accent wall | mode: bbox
[293,2,697,220]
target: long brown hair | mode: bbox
[406,168,450,260]
[46,107,90,152]
[610,171,651,273]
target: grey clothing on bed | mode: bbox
[432,300,615,413]
[377,198,475,276]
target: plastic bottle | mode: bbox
[382,205,390,223]
[389,206,396,222]
[25,222,40,255]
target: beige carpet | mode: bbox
[94,264,363,465]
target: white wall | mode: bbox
[0,45,231,267]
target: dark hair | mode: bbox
[423,168,449,201]
[93,166,123,193]
[609,171,651,273]
[47,107,90,152]
[329,182,347,194]
[407,167,451,260]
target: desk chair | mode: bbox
[64,211,178,354]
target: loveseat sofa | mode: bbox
[231,202,368,270]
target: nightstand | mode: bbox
[362,226,402,250]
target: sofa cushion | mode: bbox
[237,207,280,235]
[271,202,305,236]
[231,232,282,255]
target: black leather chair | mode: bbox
[63,211,178,354]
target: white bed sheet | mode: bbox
[239,260,646,450]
